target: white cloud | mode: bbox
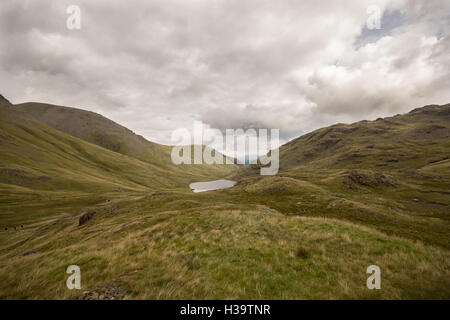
[0,0,448,145]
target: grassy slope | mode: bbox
[237,103,450,248]
[279,103,450,170]
[0,193,448,299]
[0,101,449,299]
[12,102,234,177]
[0,95,11,108]
[0,107,234,228]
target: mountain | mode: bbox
[12,102,234,176]
[12,102,168,163]
[238,103,450,249]
[0,97,238,204]
[279,103,450,171]
[0,107,209,194]
[0,98,449,300]
[0,94,12,108]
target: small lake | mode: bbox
[189,179,237,193]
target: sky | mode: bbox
[1,0,449,149]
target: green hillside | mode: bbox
[0,95,12,108]
[279,104,450,170]
[0,105,235,227]
[13,102,168,163]
[0,99,449,299]
[1,198,448,299]
[12,102,235,176]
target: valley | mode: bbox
[0,96,449,299]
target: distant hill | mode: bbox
[279,103,450,171]
[13,102,168,164]
[0,107,200,194]
[8,100,236,180]
[0,95,12,108]
[232,102,450,251]
[0,97,237,195]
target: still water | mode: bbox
[189,179,236,193]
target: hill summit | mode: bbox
[0,94,12,107]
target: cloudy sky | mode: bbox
[1,0,449,147]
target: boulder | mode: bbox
[79,211,96,226]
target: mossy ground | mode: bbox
[0,171,449,299]
[0,104,448,299]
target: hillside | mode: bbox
[12,102,235,177]
[237,103,450,248]
[0,100,449,299]
[13,102,168,162]
[1,198,448,299]
[0,104,235,227]
[279,103,450,171]
[0,95,12,108]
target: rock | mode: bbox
[150,192,169,199]
[79,211,96,226]
[23,248,40,256]
[70,281,128,300]
[344,170,396,189]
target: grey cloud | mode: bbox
[0,0,449,145]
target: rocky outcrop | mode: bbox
[344,170,396,189]
[79,211,96,226]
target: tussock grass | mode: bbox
[0,102,449,299]
[295,246,309,259]
[0,197,448,299]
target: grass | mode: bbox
[295,246,309,259]
[0,102,448,299]
[0,196,448,299]
[1,167,448,299]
